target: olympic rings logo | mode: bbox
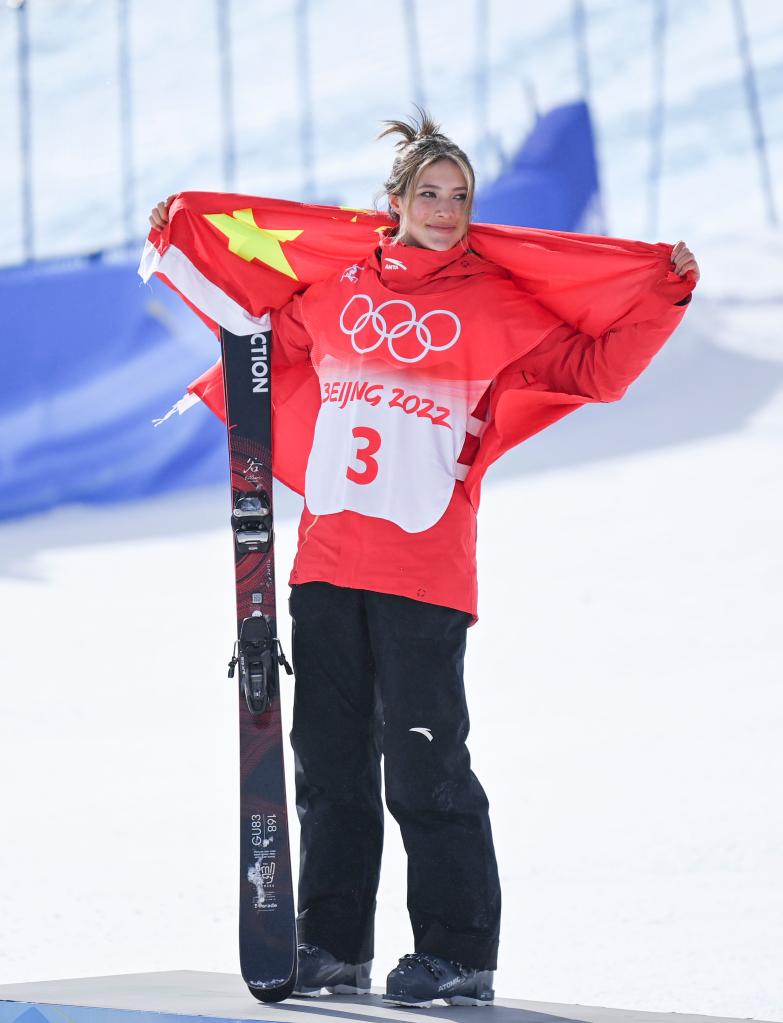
[339,294,461,364]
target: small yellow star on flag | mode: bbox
[204,209,303,279]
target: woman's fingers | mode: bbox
[148,203,166,229]
[148,195,177,230]
[672,240,700,281]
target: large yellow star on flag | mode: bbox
[203,209,303,279]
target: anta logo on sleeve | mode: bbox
[339,294,461,365]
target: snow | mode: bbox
[1,0,782,1019]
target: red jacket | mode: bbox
[270,238,691,619]
[139,194,695,618]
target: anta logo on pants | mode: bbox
[339,294,461,364]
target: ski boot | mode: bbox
[293,943,372,997]
[383,952,495,1007]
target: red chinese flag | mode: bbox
[139,192,694,498]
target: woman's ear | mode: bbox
[388,193,402,217]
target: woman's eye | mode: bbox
[417,191,466,201]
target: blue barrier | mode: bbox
[474,100,601,232]
[0,255,225,520]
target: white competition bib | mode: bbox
[304,356,487,533]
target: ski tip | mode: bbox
[247,974,297,1004]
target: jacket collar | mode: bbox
[369,233,500,291]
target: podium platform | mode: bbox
[0,971,776,1023]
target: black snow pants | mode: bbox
[288,581,501,971]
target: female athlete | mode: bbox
[150,110,699,1008]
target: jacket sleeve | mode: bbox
[270,292,313,369]
[514,292,692,402]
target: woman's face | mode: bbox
[389,159,469,251]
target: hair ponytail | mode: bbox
[378,106,445,150]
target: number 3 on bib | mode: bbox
[347,426,381,485]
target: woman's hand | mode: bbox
[149,194,177,231]
[672,240,700,282]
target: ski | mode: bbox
[219,324,297,1003]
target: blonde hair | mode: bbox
[378,107,475,230]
